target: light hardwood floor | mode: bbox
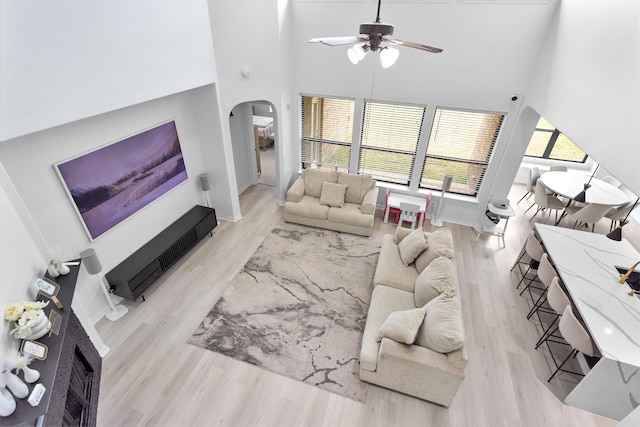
[96,183,639,427]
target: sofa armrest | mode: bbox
[378,339,465,376]
[375,338,466,406]
[286,176,305,203]
[360,186,379,215]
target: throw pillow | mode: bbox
[415,228,454,274]
[414,256,457,307]
[338,173,373,204]
[397,228,428,266]
[303,169,337,198]
[319,182,348,207]
[416,294,465,353]
[375,305,428,344]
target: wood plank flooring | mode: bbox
[96,183,638,426]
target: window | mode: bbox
[525,117,587,162]
[420,108,504,196]
[301,96,354,171]
[358,101,426,185]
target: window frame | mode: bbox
[357,100,426,186]
[524,120,588,163]
[300,95,355,172]
[418,107,505,197]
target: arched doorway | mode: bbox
[228,100,278,194]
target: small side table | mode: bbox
[472,200,516,247]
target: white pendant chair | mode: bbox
[535,277,571,349]
[563,202,611,232]
[525,253,558,319]
[529,178,565,223]
[512,230,544,290]
[548,305,596,382]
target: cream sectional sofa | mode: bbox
[284,169,379,237]
[360,227,467,407]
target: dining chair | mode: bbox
[535,277,572,349]
[550,166,567,172]
[605,201,636,231]
[525,253,558,319]
[384,187,402,224]
[601,175,622,188]
[517,167,540,206]
[548,305,596,382]
[512,230,544,290]
[397,202,420,230]
[529,178,565,223]
[563,202,611,232]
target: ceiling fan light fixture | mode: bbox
[347,43,367,64]
[379,46,399,68]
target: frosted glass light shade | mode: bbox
[347,43,367,64]
[380,47,399,68]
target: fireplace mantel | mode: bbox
[0,261,101,426]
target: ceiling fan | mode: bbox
[308,0,443,68]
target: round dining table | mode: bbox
[539,171,630,206]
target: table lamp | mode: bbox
[80,248,128,321]
[573,165,599,203]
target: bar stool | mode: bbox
[535,277,571,349]
[525,253,558,319]
[512,230,544,290]
[548,305,596,382]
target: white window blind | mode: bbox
[358,101,425,185]
[420,108,504,196]
[301,96,354,171]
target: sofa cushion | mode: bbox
[416,294,465,354]
[373,234,419,293]
[398,228,428,266]
[338,172,373,204]
[415,228,455,274]
[375,305,428,345]
[414,257,458,307]
[283,195,330,220]
[360,284,417,372]
[320,182,348,207]
[303,169,338,198]
[327,203,374,228]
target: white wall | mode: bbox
[0,0,217,141]
[0,167,48,360]
[0,88,228,321]
[527,0,640,195]
[291,0,559,223]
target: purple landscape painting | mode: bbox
[56,120,188,240]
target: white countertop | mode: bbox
[539,171,630,206]
[535,224,640,367]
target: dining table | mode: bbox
[539,171,630,206]
[532,224,640,421]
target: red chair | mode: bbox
[385,188,402,224]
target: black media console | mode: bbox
[106,205,217,301]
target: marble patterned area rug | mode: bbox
[188,225,380,402]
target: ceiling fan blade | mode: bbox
[309,36,366,46]
[386,38,443,53]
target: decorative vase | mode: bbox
[56,262,70,275]
[47,262,60,278]
[20,366,40,384]
[1,369,28,399]
[26,310,51,341]
[0,387,16,417]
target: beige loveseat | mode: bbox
[359,227,467,407]
[284,169,379,237]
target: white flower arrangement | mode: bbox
[4,301,49,339]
